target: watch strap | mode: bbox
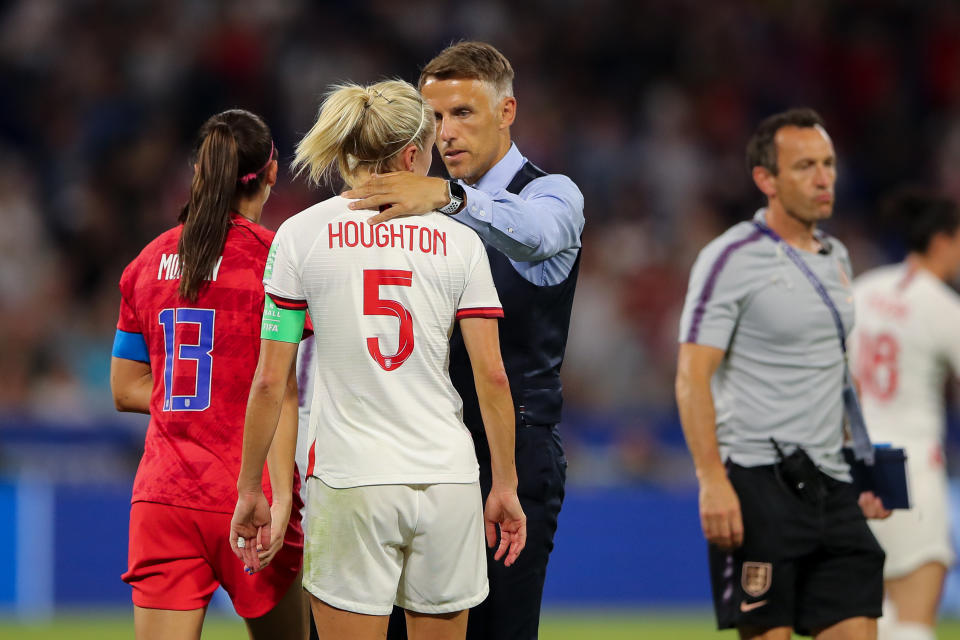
[436,181,465,215]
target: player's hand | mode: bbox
[341,173,450,223]
[230,489,271,573]
[484,488,527,567]
[246,498,291,574]
[858,490,892,520]
[698,469,744,550]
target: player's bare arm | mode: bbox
[342,172,455,223]
[231,338,298,572]
[460,316,526,567]
[676,342,744,550]
[110,357,152,414]
[253,358,299,573]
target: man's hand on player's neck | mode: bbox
[343,172,450,224]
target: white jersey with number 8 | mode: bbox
[851,262,960,577]
[265,196,503,489]
[851,263,960,447]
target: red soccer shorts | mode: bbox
[122,501,303,618]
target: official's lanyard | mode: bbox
[752,220,875,465]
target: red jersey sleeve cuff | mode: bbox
[301,312,314,340]
[456,307,504,319]
[268,293,308,311]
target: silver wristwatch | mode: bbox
[435,180,466,215]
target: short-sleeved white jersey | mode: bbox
[851,262,960,446]
[265,196,503,489]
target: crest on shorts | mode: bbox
[741,562,772,597]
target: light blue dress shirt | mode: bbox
[453,143,584,286]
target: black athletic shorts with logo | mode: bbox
[709,462,884,636]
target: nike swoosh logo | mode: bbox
[740,600,768,612]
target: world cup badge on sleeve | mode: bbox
[741,561,772,597]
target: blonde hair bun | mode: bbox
[293,79,433,188]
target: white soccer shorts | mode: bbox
[302,477,489,615]
[868,443,955,579]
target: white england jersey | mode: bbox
[851,263,960,447]
[265,196,503,489]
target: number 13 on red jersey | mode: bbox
[158,307,215,411]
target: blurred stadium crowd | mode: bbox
[3,0,960,485]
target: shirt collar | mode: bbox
[753,208,830,251]
[230,211,258,227]
[467,143,526,192]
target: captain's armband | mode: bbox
[261,295,306,343]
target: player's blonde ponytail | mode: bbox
[292,79,433,188]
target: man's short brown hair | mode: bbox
[746,107,827,175]
[418,41,514,100]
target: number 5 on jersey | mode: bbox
[364,269,414,371]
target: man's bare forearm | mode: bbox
[675,344,727,481]
[676,375,726,480]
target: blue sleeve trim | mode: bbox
[112,329,150,363]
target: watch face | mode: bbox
[436,181,464,214]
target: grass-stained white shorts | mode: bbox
[303,477,488,615]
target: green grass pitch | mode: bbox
[6,612,960,639]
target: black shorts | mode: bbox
[709,463,884,636]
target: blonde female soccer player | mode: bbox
[230,80,526,640]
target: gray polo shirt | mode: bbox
[678,210,855,481]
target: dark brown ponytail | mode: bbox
[177,109,273,302]
[178,124,237,301]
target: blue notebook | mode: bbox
[842,446,910,510]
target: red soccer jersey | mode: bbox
[117,214,299,513]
